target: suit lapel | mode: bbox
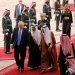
[17,28,19,37]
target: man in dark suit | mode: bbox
[11,21,29,72]
[14,0,25,27]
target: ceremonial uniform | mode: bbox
[29,2,37,24]
[2,15,12,53]
[43,2,51,29]
[54,0,61,31]
[21,10,29,30]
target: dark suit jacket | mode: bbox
[14,4,25,19]
[11,27,29,51]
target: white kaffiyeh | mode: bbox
[31,23,41,46]
[41,25,51,46]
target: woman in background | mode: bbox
[60,4,73,38]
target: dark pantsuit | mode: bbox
[62,21,71,37]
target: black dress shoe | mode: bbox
[6,52,12,54]
[29,67,34,71]
[56,29,61,32]
[20,69,24,73]
[40,70,45,74]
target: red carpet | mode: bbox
[0,63,60,75]
[0,48,29,60]
[0,34,75,75]
[0,48,14,60]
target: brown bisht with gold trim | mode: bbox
[40,26,58,71]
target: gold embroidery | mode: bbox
[31,33,38,46]
[70,44,74,57]
[64,17,69,19]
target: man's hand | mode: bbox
[39,46,41,50]
[26,46,29,50]
[4,32,8,36]
[48,45,52,52]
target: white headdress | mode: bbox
[31,23,41,46]
[30,2,36,8]
[41,25,51,45]
[45,0,49,2]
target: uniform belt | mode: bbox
[7,24,12,26]
[55,11,60,12]
[48,11,51,12]
[64,17,69,19]
[26,20,29,22]
[33,16,36,18]
[3,29,9,32]
[30,19,35,22]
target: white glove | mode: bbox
[56,14,59,16]
[5,32,8,35]
[4,32,8,36]
[24,26,27,28]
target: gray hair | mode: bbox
[18,21,24,26]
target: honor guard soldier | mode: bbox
[29,2,37,24]
[43,0,52,30]
[21,6,29,30]
[2,9,12,54]
[54,0,61,31]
